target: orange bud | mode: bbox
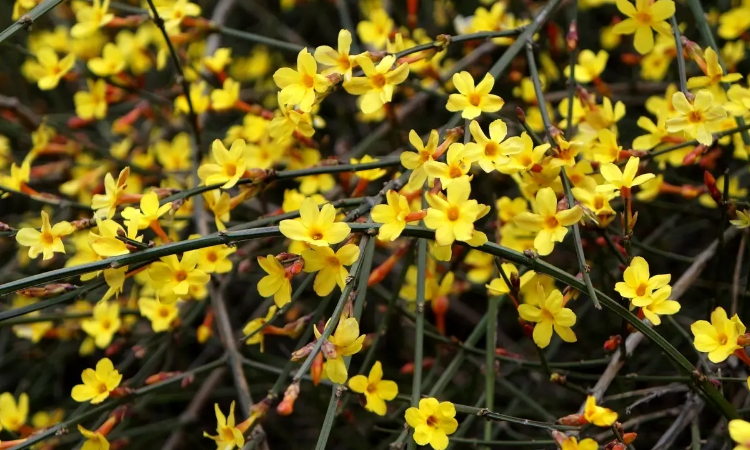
[144,371,182,385]
[622,432,637,445]
[400,357,435,374]
[558,413,587,426]
[432,295,449,335]
[277,382,300,416]
[603,335,622,352]
[737,333,750,346]
[311,352,324,386]
[109,387,134,399]
[683,145,708,166]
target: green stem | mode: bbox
[0,185,90,210]
[0,0,67,44]
[393,28,525,60]
[671,16,688,95]
[526,42,601,309]
[453,403,578,431]
[485,294,499,442]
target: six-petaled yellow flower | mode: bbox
[257,255,293,307]
[274,48,331,112]
[583,395,618,426]
[612,0,675,54]
[279,197,351,247]
[666,90,727,145]
[302,244,360,296]
[15,211,74,260]
[71,358,122,404]
[404,397,458,450]
[314,317,365,384]
[513,187,583,256]
[344,55,409,114]
[518,284,577,348]
[446,72,504,119]
[691,307,746,363]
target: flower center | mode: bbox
[310,229,324,240]
[366,383,377,394]
[220,427,236,441]
[520,155,532,166]
[594,196,604,210]
[302,73,315,89]
[426,415,438,427]
[448,165,463,179]
[41,232,55,245]
[175,270,188,282]
[338,55,351,70]
[635,283,648,297]
[225,163,237,177]
[327,256,340,266]
[97,382,109,394]
[688,110,704,123]
[447,206,460,221]
[371,73,386,89]
[541,308,554,322]
[468,92,482,107]
[484,142,499,157]
[101,319,112,330]
[158,307,170,318]
[207,252,218,262]
[544,216,559,229]
[718,332,729,346]
[635,11,652,24]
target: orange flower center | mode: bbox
[688,110,704,123]
[101,319,112,330]
[594,197,604,210]
[541,308,554,322]
[327,256,340,266]
[520,155,532,166]
[366,383,377,394]
[158,307,170,318]
[468,92,482,107]
[41,232,55,245]
[635,11,652,24]
[426,415,438,427]
[302,73,315,89]
[338,55,351,70]
[544,216,559,229]
[310,228,324,240]
[635,283,648,297]
[225,163,237,177]
[447,206,460,221]
[175,270,188,282]
[207,252,218,262]
[484,142,499,157]
[448,165,463,179]
[97,382,109,394]
[718,332,729,346]
[371,73,386,89]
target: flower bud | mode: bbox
[277,382,300,416]
[603,335,622,352]
[557,413,587,426]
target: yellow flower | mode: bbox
[92,167,130,219]
[78,424,110,450]
[458,250,491,283]
[732,210,750,229]
[257,255,293,307]
[612,0,675,54]
[154,133,192,171]
[70,0,114,38]
[561,437,598,450]
[404,398,458,450]
[486,263,535,295]
[632,114,669,150]
[279,197,351,247]
[352,154,387,181]
[518,284,577,348]
[513,187,583,256]
[89,219,140,258]
[499,133,550,173]
[372,190,412,241]
[424,177,489,247]
[74,78,108,120]
[591,129,622,164]
[23,47,75,90]
[729,419,750,450]
[203,190,232,230]
[31,409,64,429]
[596,157,654,194]
[719,8,750,40]
[446,72,504,119]
[564,49,608,83]
[88,43,125,77]
[666,90,727,145]
[344,55,410,114]
[302,244,361,296]
[614,256,671,307]
[203,401,246,450]
[496,196,528,223]
[243,305,277,351]
[138,297,179,332]
[198,139,247,189]
[81,301,121,349]
[71,357,122,404]
[314,317,366,384]
[0,392,28,431]
[348,361,398,416]
[13,0,42,20]
[269,93,315,139]
[357,9,394,49]
[156,0,201,34]
[174,81,210,115]
[315,29,359,80]
[0,158,32,195]
[121,191,172,230]
[423,144,478,188]
[687,47,743,89]
[691,306,746,363]
[148,253,210,301]
[15,211,74,260]
[401,129,439,190]
[464,119,522,173]
[203,47,232,73]
[641,285,680,325]
[571,179,619,224]
[583,395,618,426]
[194,244,235,274]
[273,48,331,112]
[210,78,240,111]
[282,189,326,213]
